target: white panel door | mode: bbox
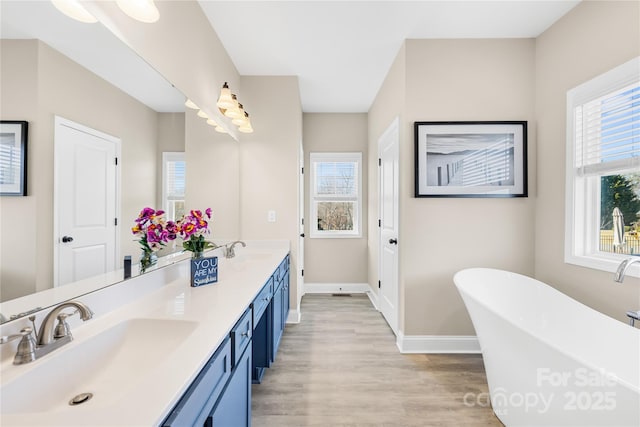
[379,118,400,334]
[55,117,119,287]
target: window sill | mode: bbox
[565,253,640,279]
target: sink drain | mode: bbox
[69,392,93,406]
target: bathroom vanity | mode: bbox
[0,241,290,427]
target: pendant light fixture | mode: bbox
[116,0,160,23]
[197,110,208,119]
[238,113,253,133]
[216,82,235,110]
[51,0,98,23]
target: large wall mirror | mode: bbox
[0,1,190,323]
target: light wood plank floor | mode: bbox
[252,294,503,427]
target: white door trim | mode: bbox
[53,116,121,287]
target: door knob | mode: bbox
[389,238,398,245]
[62,236,74,243]
[300,233,305,238]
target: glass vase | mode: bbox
[140,250,158,273]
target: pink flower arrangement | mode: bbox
[178,208,217,255]
[132,207,178,253]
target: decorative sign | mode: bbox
[191,256,218,287]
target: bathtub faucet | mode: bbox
[613,257,640,283]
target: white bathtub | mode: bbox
[454,268,640,427]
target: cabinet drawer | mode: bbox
[162,338,231,426]
[252,277,273,326]
[231,308,252,368]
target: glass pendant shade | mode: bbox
[231,105,247,125]
[214,125,227,134]
[216,83,235,110]
[116,0,160,23]
[197,110,208,119]
[224,95,242,119]
[184,99,199,110]
[206,119,218,127]
[51,0,98,23]
[238,117,254,133]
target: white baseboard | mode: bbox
[396,332,480,354]
[366,287,379,310]
[303,282,369,294]
[286,309,301,324]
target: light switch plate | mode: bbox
[267,210,276,222]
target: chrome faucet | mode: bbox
[0,301,93,365]
[613,257,640,283]
[224,241,246,259]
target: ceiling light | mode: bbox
[197,110,208,119]
[116,0,160,23]
[231,105,247,126]
[215,126,227,134]
[185,99,199,110]
[51,0,98,23]
[238,114,253,133]
[223,95,243,119]
[206,119,218,127]
[216,82,235,110]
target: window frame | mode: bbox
[309,152,362,238]
[162,151,186,222]
[565,56,640,278]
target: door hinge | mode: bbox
[301,269,304,277]
[378,219,381,227]
[301,218,304,226]
[115,157,118,166]
[378,280,381,288]
[301,167,304,174]
[114,218,118,226]
[378,158,381,166]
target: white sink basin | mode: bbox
[1,318,197,414]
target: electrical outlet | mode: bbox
[267,210,276,222]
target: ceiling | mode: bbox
[1,1,581,113]
[199,0,581,112]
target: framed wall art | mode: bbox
[414,121,527,198]
[0,121,28,196]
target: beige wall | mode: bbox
[0,40,159,301]
[534,0,640,321]
[0,40,39,301]
[184,109,240,241]
[369,39,537,335]
[367,44,406,315]
[303,113,368,283]
[239,76,303,312]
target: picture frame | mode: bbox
[414,121,527,198]
[0,121,28,196]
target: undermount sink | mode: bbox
[0,318,197,414]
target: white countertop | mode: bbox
[0,240,290,426]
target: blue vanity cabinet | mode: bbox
[251,278,273,383]
[271,255,290,363]
[162,339,232,427]
[209,340,252,427]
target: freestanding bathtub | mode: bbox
[454,268,640,427]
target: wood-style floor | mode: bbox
[251,294,503,427]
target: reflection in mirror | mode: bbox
[0,1,187,323]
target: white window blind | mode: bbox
[162,152,185,221]
[573,73,640,177]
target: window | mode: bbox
[310,152,362,238]
[162,152,186,221]
[566,57,640,274]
